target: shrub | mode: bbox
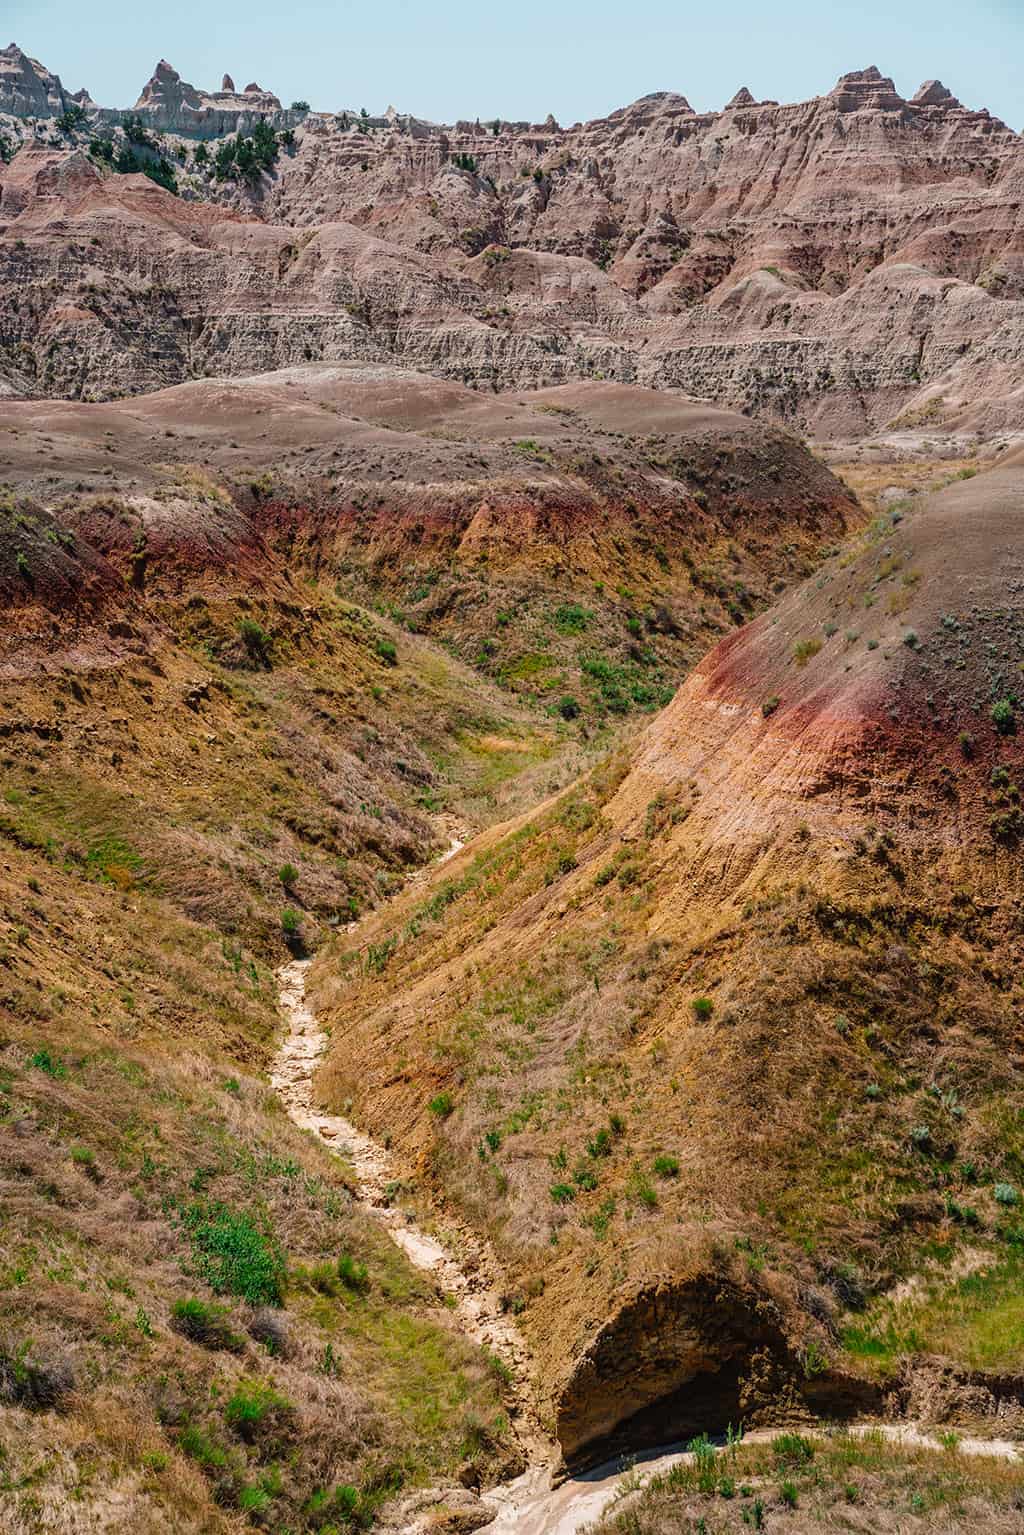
[15,550,30,579]
[278,862,298,889]
[239,618,271,665]
[793,638,822,666]
[170,1297,244,1351]
[773,1433,815,1466]
[0,1342,75,1412]
[780,1480,799,1508]
[376,637,397,665]
[281,908,303,953]
[692,996,714,1021]
[70,1145,100,1182]
[994,1182,1019,1206]
[213,121,285,181]
[991,699,1016,736]
[224,1378,294,1443]
[337,1253,370,1292]
[291,100,310,111]
[762,695,780,717]
[549,1182,576,1204]
[145,158,178,195]
[428,1091,454,1118]
[553,603,592,635]
[653,1154,680,1178]
[958,731,975,759]
[30,1048,67,1079]
[633,1179,658,1210]
[56,104,88,134]
[559,695,581,720]
[588,1127,613,1158]
[180,1202,286,1306]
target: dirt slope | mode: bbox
[310,455,1024,1461]
[0,365,858,1520]
[1,364,857,722]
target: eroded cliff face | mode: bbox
[1,58,1023,433]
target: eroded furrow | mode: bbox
[272,956,551,1474]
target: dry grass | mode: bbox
[310,582,1024,1449]
[591,1429,1024,1533]
[0,995,516,1531]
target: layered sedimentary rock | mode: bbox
[1,53,1023,434]
[0,42,71,117]
[126,57,294,135]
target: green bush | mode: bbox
[224,1378,293,1442]
[428,1091,454,1119]
[30,1048,67,1079]
[692,996,714,1021]
[213,121,284,181]
[278,863,298,889]
[991,699,1016,736]
[170,1297,244,1351]
[549,1182,576,1204]
[994,1182,1019,1206]
[180,1202,286,1306]
[553,603,592,635]
[376,637,397,665]
[773,1432,815,1466]
[56,104,88,134]
[559,695,581,720]
[337,1253,370,1292]
[653,1154,680,1178]
[239,618,272,665]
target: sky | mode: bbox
[8,0,1023,130]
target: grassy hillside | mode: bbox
[311,458,1024,1460]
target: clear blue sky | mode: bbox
[8,0,1022,129]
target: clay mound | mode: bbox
[640,459,1024,811]
[0,364,856,697]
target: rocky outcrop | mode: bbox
[1,54,1023,433]
[0,45,297,137]
[126,56,292,135]
[827,64,906,112]
[0,42,71,117]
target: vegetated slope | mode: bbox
[311,455,1024,1464]
[2,62,1024,435]
[0,367,852,1522]
[0,364,857,731]
[589,1429,1024,1533]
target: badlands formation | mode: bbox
[0,46,1022,435]
[1,38,1023,1535]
